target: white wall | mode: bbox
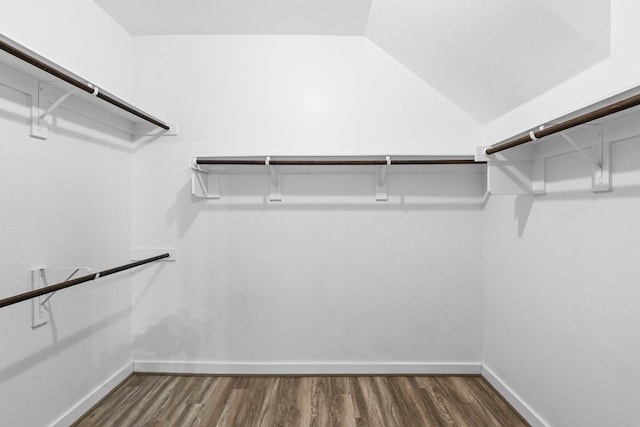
[1,0,134,100]
[0,2,137,426]
[4,5,638,426]
[482,114,640,426]
[132,36,480,156]
[483,0,640,146]
[130,35,484,373]
[481,3,640,424]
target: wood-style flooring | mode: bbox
[73,374,529,427]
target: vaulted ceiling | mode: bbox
[94,0,610,123]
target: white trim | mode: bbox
[50,363,133,427]
[133,361,481,376]
[481,364,549,427]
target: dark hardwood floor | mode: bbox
[73,374,529,426]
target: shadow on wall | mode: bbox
[132,263,209,360]
[47,108,170,154]
[0,303,131,385]
[167,171,487,238]
[0,262,170,384]
[509,182,640,238]
[0,85,167,155]
[514,195,534,238]
[166,180,209,239]
[126,244,210,360]
[505,137,640,238]
[133,264,168,309]
[134,308,208,361]
[0,100,131,155]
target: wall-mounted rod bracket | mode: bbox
[31,266,91,328]
[531,126,610,194]
[39,268,86,305]
[376,155,391,201]
[559,132,602,171]
[191,157,220,199]
[32,82,78,140]
[558,129,610,192]
[0,253,170,312]
[267,156,282,201]
[40,87,76,120]
[476,145,534,195]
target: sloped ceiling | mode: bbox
[93,0,373,35]
[94,0,610,123]
[366,0,610,122]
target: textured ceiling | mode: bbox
[94,0,610,123]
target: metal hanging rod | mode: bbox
[0,253,170,309]
[196,158,485,166]
[0,34,170,131]
[486,92,640,155]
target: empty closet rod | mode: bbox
[486,92,640,155]
[196,159,485,166]
[0,253,170,309]
[0,34,170,131]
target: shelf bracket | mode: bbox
[376,155,390,201]
[477,145,534,195]
[532,146,546,195]
[40,87,75,120]
[32,82,77,140]
[191,158,220,199]
[267,157,282,201]
[31,266,91,328]
[559,132,601,171]
[559,130,610,192]
[30,81,47,139]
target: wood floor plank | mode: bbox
[386,376,441,426]
[73,374,530,427]
[356,376,387,426]
[195,376,237,425]
[417,377,456,425]
[467,376,529,427]
[256,377,280,427]
[346,377,367,426]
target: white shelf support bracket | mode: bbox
[376,155,390,201]
[31,82,76,140]
[40,87,75,120]
[191,158,220,199]
[532,145,546,195]
[31,267,91,328]
[559,130,610,192]
[30,81,47,139]
[559,132,601,170]
[593,129,611,192]
[478,145,534,195]
[267,157,282,201]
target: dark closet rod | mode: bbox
[196,159,485,166]
[0,253,170,309]
[486,92,640,155]
[0,34,170,131]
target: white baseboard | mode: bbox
[50,363,133,427]
[481,365,548,427]
[133,361,481,375]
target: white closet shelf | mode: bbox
[0,33,176,139]
[191,155,486,201]
[478,85,640,195]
